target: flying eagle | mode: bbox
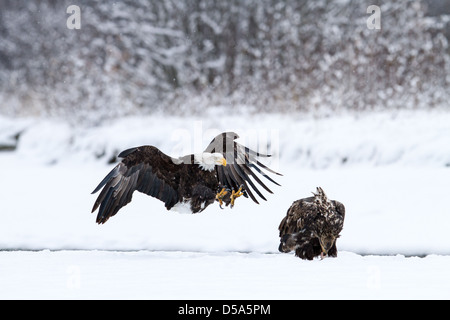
[278,187,345,260]
[91,132,282,223]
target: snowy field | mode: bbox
[2,250,450,300]
[1,110,450,299]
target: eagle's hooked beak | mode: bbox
[221,158,227,166]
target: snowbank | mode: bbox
[5,109,450,168]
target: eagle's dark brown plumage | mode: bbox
[278,187,345,260]
[91,132,282,224]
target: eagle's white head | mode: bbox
[194,152,227,171]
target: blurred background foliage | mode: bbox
[0,0,449,123]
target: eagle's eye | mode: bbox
[213,154,226,166]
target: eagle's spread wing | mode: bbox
[91,146,181,224]
[204,132,282,204]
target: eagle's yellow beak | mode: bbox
[221,158,227,166]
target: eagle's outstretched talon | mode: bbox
[215,187,228,208]
[230,186,244,208]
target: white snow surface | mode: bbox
[1,250,449,299]
[1,110,450,299]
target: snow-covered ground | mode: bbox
[1,110,450,299]
[2,250,449,300]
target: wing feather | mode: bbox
[205,132,282,204]
[239,163,273,195]
[232,162,267,200]
[247,163,281,186]
[229,163,259,203]
[91,146,182,224]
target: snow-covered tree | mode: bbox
[0,0,448,123]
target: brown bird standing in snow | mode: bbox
[278,187,345,260]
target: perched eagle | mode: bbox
[278,187,345,260]
[91,132,282,223]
